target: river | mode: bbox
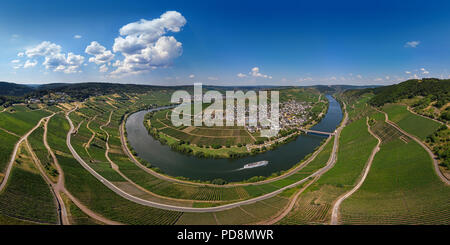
[125,95,343,182]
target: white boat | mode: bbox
[243,160,268,169]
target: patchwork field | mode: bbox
[149,109,255,147]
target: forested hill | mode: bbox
[0,82,34,96]
[369,78,450,107]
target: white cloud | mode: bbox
[85,41,115,65]
[405,41,420,48]
[74,35,82,39]
[420,68,429,74]
[405,71,411,74]
[111,11,186,76]
[208,76,218,81]
[24,59,38,68]
[356,74,362,79]
[43,52,85,74]
[374,78,383,82]
[237,73,247,78]
[25,41,61,58]
[297,77,313,82]
[248,67,272,79]
[99,64,108,73]
[19,41,85,73]
[11,59,20,63]
[385,76,390,80]
[189,74,195,78]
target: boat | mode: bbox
[243,160,269,169]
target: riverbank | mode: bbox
[143,96,329,159]
[124,95,343,182]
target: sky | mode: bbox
[1,0,450,86]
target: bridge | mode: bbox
[299,128,335,136]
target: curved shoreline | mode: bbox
[120,97,344,187]
[66,103,349,212]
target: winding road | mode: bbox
[378,109,450,185]
[330,117,382,225]
[119,112,334,188]
[66,103,348,213]
[0,114,53,193]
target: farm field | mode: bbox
[278,104,377,224]
[176,193,290,225]
[28,122,59,182]
[340,118,450,224]
[149,109,255,147]
[0,143,58,224]
[382,104,441,140]
[0,130,19,175]
[47,107,184,225]
[0,105,51,136]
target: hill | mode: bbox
[369,78,449,108]
[0,82,35,96]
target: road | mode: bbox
[0,115,53,192]
[330,117,382,225]
[406,106,448,128]
[378,109,450,185]
[119,112,334,188]
[259,176,319,225]
[67,103,348,213]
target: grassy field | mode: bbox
[47,98,184,225]
[0,130,19,175]
[340,130,450,224]
[61,192,102,225]
[383,104,441,140]
[176,193,290,225]
[150,109,255,147]
[0,144,58,224]
[28,123,59,182]
[278,106,377,224]
[0,105,50,136]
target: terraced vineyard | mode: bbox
[383,104,441,140]
[0,83,447,226]
[340,116,450,224]
[0,143,58,224]
[278,96,378,225]
[47,111,184,225]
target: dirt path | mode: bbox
[378,108,450,185]
[406,106,448,128]
[0,127,20,137]
[25,137,68,225]
[258,176,319,225]
[0,115,53,193]
[67,104,350,212]
[85,116,97,149]
[44,108,121,225]
[330,117,382,225]
[120,116,335,187]
[101,111,202,205]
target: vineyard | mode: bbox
[383,104,441,140]
[340,123,450,224]
[0,144,58,224]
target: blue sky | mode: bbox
[1,0,450,86]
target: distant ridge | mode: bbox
[0,81,35,96]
